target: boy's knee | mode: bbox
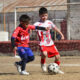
[55,55,60,61]
[31,56,35,61]
[23,56,35,63]
[41,51,47,58]
[29,56,35,61]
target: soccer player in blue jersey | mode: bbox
[11,14,49,75]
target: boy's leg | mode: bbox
[20,55,35,71]
[54,54,60,65]
[14,47,23,73]
[47,45,64,74]
[50,45,61,66]
[20,56,29,75]
[25,47,35,63]
[16,47,30,75]
[54,54,64,74]
[20,47,34,75]
[16,55,34,75]
[41,51,47,72]
[15,62,21,73]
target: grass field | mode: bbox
[0,55,80,80]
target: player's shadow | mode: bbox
[0,73,16,75]
[66,71,80,74]
[40,72,56,75]
[44,73,57,75]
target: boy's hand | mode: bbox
[46,27,50,31]
[13,47,17,52]
[61,36,64,40]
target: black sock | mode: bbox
[21,60,26,71]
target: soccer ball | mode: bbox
[47,63,59,74]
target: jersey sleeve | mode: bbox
[50,21,56,29]
[34,22,39,26]
[34,22,40,31]
[12,27,20,38]
[29,25,35,30]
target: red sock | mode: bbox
[55,61,60,66]
[41,58,46,64]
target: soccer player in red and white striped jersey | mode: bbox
[34,7,64,74]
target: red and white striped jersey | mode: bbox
[34,20,56,46]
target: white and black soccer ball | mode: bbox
[47,63,59,74]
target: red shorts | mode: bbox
[40,45,59,58]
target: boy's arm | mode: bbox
[53,27,64,40]
[11,37,17,56]
[29,25,49,31]
[35,26,49,30]
[11,37,16,49]
[11,27,20,49]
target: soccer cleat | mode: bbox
[15,62,21,73]
[41,64,47,72]
[57,69,64,74]
[20,70,29,75]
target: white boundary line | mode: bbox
[0,63,80,67]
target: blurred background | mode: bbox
[0,0,80,55]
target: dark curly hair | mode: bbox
[19,14,31,22]
[39,7,48,15]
